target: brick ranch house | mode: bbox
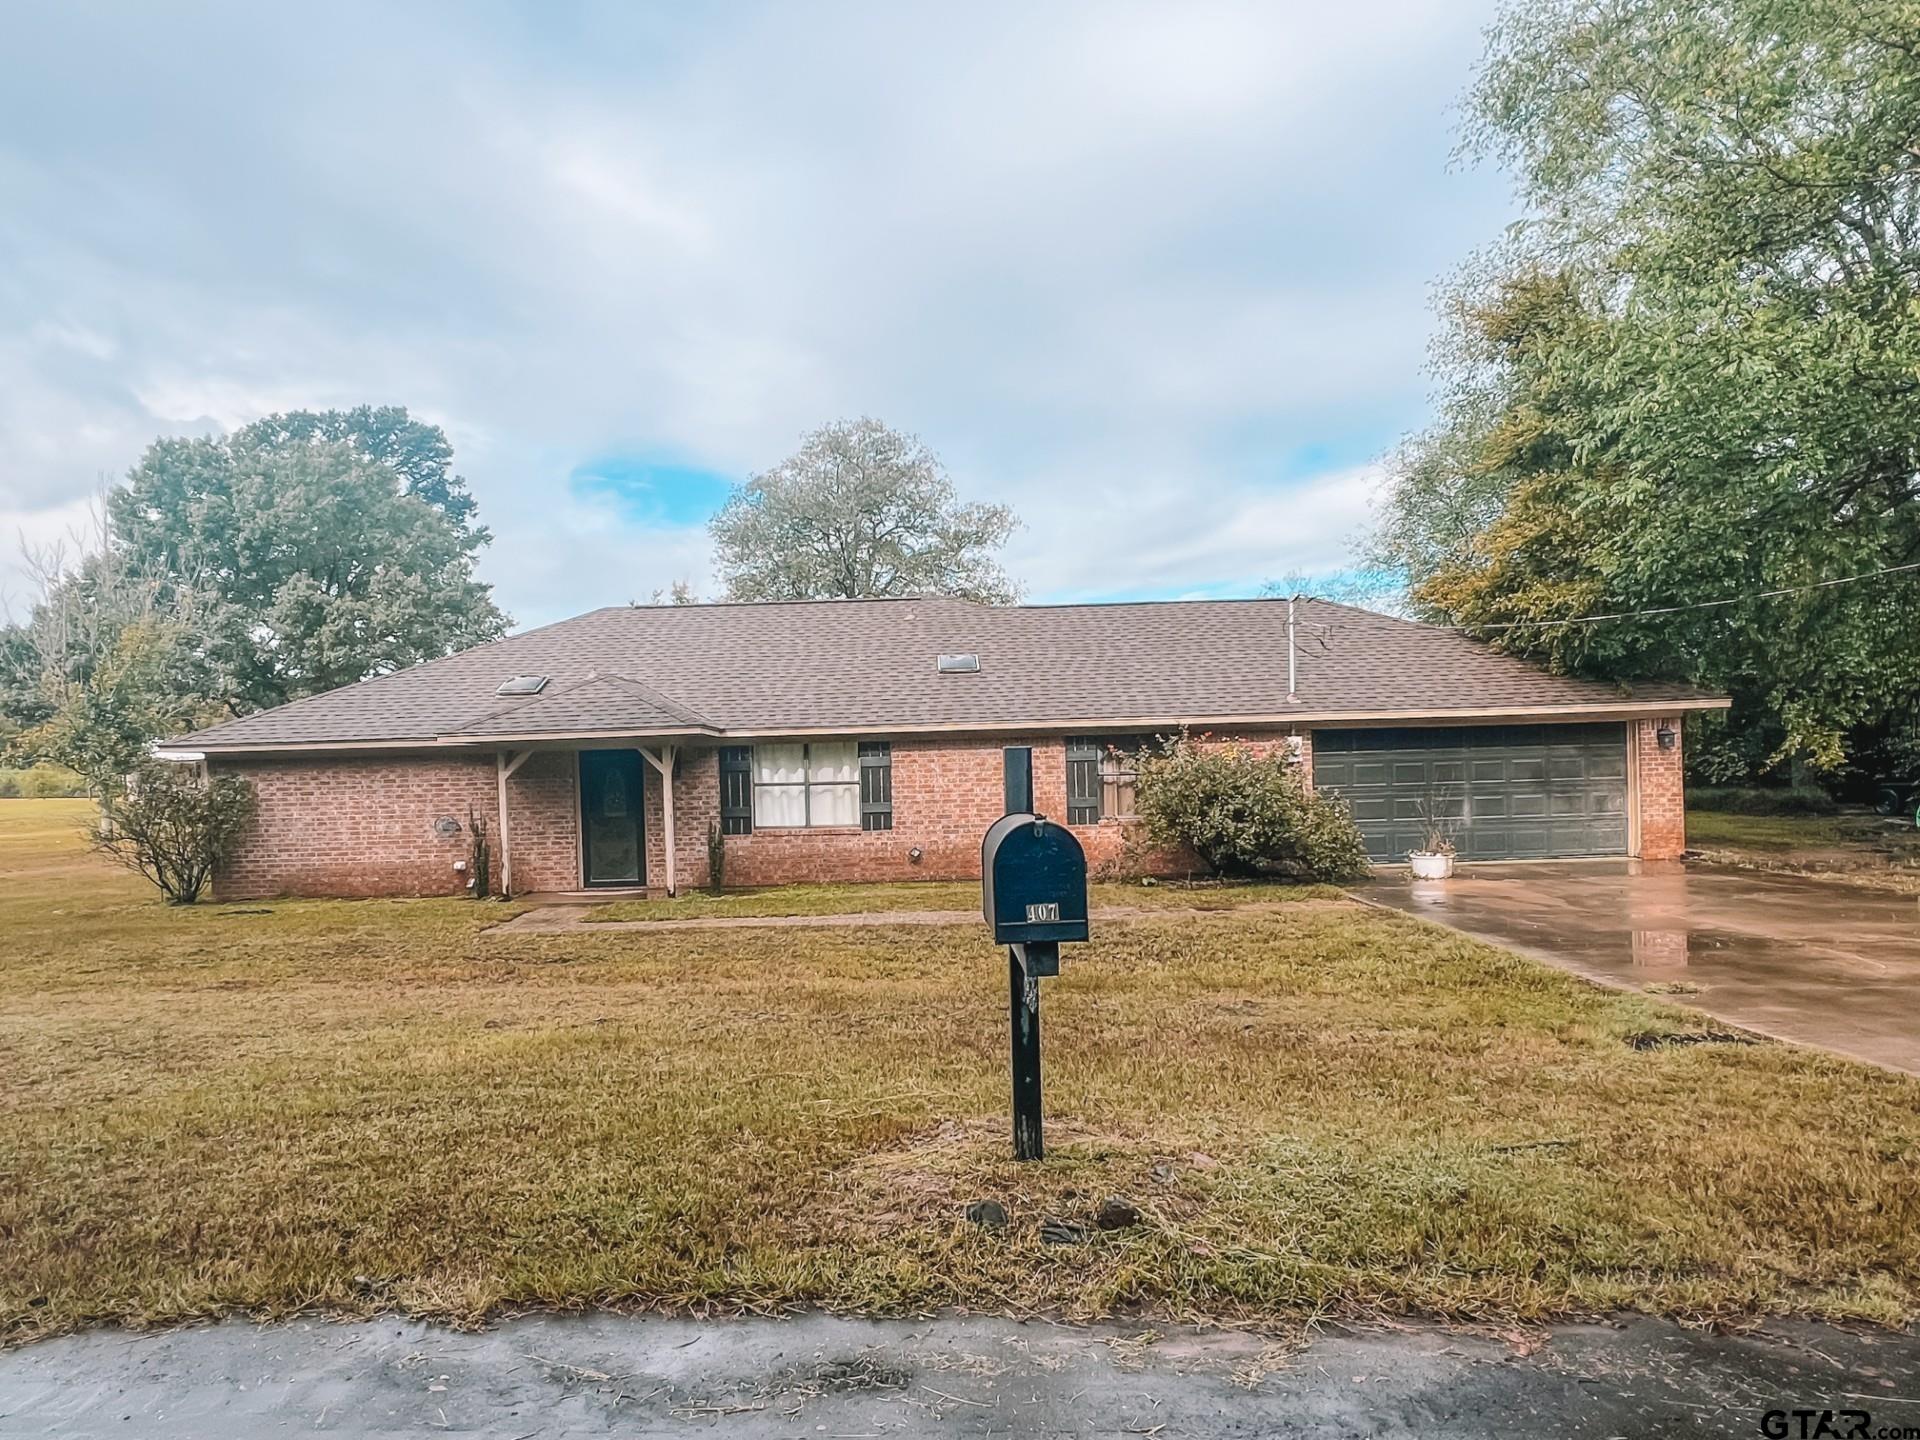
[158,597,1727,901]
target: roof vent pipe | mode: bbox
[1287,595,1300,704]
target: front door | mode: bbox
[579,749,646,886]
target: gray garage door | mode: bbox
[1313,723,1628,862]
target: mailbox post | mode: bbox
[981,812,1089,1160]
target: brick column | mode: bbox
[1632,716,1686,860]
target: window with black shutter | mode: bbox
[1066,739,1101,824]
[859,741,893,831]
[1067,736,1150,822]
[718,746,753,834]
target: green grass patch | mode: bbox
[3,799,1918,1341]
[1685,809,1856,852]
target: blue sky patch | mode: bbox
[570,457,738,528]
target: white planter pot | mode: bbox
[1408,851,1455,880]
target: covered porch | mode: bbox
[489,739,705,899]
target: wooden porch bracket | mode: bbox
[496,749,535,896]
[637,745,679,896]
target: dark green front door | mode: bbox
[579,749,645,886]
[1313,723,1628,862]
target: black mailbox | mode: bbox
[980,811,1089,1161]
[981,812,1089,946]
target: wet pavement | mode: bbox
[3,1310,1917,1438]
[1359,861,1920,1074]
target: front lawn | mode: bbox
[586,878,1342,922]
[1688,805,1920,890]
[4,797,1919,1344]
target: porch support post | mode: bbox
[496,749,535,896]
[638,745,679,897]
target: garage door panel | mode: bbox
[1315,724,1629,862]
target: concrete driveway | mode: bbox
[1358,861,1920,1075]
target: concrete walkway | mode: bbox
[3,1310,1916,1438]
[494,899,1344,935]
[1359,860,1920,1075]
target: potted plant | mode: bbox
[1409,787,1460,879]
[1409,832,1456,880]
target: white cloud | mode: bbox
[0,0,1509,626]
[0,493,104,619]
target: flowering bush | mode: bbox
[1134,734,1370,882]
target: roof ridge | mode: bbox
[449,668,624,732]
[1007,596,1287,611]
[597,671,718,728]
[610,594,978,611]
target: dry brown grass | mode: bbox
[4,798,1919,1344]
[586,878,1344,922]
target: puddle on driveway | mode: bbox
[1361,862,1920,1075]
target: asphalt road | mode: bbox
[3,1310,1916,1438]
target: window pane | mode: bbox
[755,743,806,787]
[807,741,856,784]
[1100,750,1139,819]
[809,781,859,826]
[754,782,807,827]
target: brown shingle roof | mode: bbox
[166,596,1722,751]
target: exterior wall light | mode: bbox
[1656,723,1677,751]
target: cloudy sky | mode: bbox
[0,0,1511,628]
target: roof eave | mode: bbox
[156,695,1728,758]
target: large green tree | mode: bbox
[107,406,507,713]
[5,407,508,777]
[1375,0,1920,779]
[711,418,1021,604]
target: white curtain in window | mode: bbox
[807,741,859,826]
[754,743,808,827]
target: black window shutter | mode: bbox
[718,747,753,834]
[1065,738,1101,824]
[859,741,893,831]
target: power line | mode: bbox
[1412,559,1920,634]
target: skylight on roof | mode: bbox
[935,654,980,674]
[496,675,549,696]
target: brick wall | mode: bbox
[208,722,1686,895]
[653,731,1304,890]
[210,754,503,900]
[504,750,579,893]
[1632,715,1687,860]
[660,737,1043,888]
